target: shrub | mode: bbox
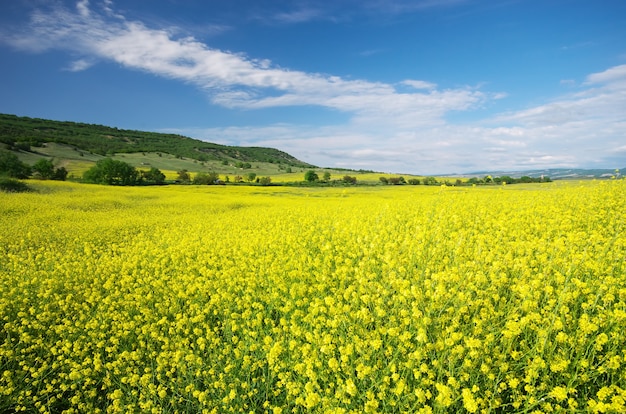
[0,150,31,179]
[83,158,139,185]
[177,169,191,183]
[193,171,220,185]
[304,170,319,182]
[31,159,55,179]
[0,177,30,193]
[141,167,166,185]
[423,176,438,185]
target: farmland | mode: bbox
[1,180,625,413]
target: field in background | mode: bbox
[1,180,625,413]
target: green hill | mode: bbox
[0,113,315,169]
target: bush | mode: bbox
[32,159,69,181]
[304,170,319,182]
[141,167,166,185]
[423,176,438,185]
[31,159,55,179]
[193,171,220,185]
[53,167,68,181]
[0,150,31,179]
[0,177,30,193]
[83,158,139,185]
[177,170,191,183]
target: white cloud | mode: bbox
[402,80,437,90]
[273,8,322,24]
[585,64,626,88]
[76,0,91,18]
[66,58,95,72]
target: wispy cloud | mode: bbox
[358,48,384,57]
[560,41,594,51]
[363,0,470,15]
[272,7,323,24]
[65,58,95,72]
[401,80,437,90]
[248,0,473,26]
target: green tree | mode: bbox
[31,158,55,179]
[83,158,139,185]
[304,170,319,182]
[323,172,331,182]
[142,167,166,185]
[259,176,272,186]
[32,159,68,181]
[177,169,191,183]
[423,176,438,185]
[0,150,31,179]
[193,171,220,185]
[246,172,257,182]
[236,162,252,169]
[52,167,68,181]
[379,177,389,184]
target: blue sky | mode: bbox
[1,0,625,174]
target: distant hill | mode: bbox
[461,168,624,180]
[0,113,315,168]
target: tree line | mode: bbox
[2,150,553,194]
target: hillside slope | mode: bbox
[0,113,314,168]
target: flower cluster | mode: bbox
[1,180,625,412]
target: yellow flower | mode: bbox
[549,386,568,402]
[462,388,479,413]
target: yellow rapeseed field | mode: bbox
[1,180,625,413]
